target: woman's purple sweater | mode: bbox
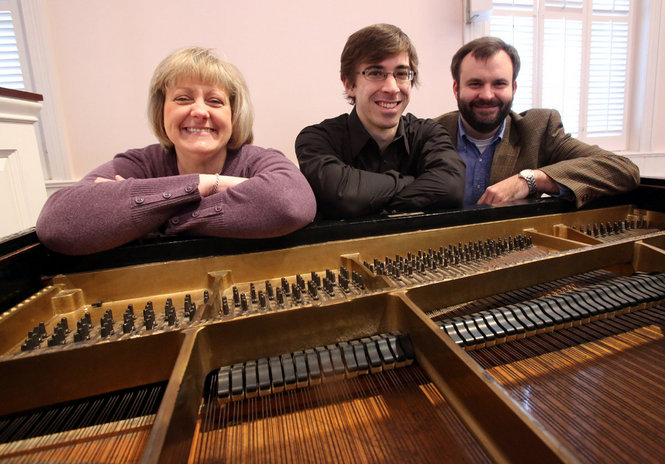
[36,144,316,255]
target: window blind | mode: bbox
[0,9,24,90]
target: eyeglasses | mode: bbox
[358,68,415,82]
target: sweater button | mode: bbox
[192,211,200,218]
[171,217,180,225]
[214,205,222,212]
[134,197,145,204]
[185,185,194,193]
[162,192,172,199]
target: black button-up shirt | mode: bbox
[295,108,465,218]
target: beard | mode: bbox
[457,95,512,136]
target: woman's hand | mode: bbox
[94,175,125,183]
[198,174,248,197]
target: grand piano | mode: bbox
[0,179,664,463]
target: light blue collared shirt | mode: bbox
[456,117,506,206]
[455,116,572,205]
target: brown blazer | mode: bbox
[435,109,640,207]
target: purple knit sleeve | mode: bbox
[36,148,202,255]
[164,146,316,238]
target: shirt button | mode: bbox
[162,192,172,199]
[192,211,200,218]
[171,217,180,224]
[214,205,222,212]
[134,197,144,204]
[185,185,194,193]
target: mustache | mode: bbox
[470,99,502,108]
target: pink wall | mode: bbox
[651,11,665,153]
[43,0,464,178]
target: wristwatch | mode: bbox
[519,169,538,197]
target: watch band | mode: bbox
[519,169,538,197]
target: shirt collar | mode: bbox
[457,115,506,148]
[348,107,407,159]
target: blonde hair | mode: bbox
[148,46,254,150]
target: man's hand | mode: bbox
[477,174,529,205]
[478,170,558,205]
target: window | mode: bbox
[0,0,70,183]
[490,0,632,150]
[0,7,25,90]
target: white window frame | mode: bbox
[5,0,70,182]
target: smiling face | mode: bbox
[344,52,411,145]
[454,50,516,139]
[163,78,233,174]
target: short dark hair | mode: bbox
[340,23,419,104]
[450,36,520,84]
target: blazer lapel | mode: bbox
[488,113,520,185]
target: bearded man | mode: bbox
[435,36,639,207]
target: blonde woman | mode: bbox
[37,47,316,255]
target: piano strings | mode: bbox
[469,305,665,463]
[0,382,165,463]
[193,365,491,463]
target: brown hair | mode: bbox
[450,36,520,84]
[148,46,254,150]
[340,24,419,104]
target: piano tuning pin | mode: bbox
[189,302,196,320]
[250,283,258,303]
[240,294,249,312]
[308,281,319,300]
[312,272,322,288]
[222,296,230,315]
[292,283,303,302]
[233,287,240,307]
[166,310,176,326]
[258,290,267,308]
[37,321,47,338]
[264,280,274,300]
[204,290,209,303]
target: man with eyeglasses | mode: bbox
[436,36,640,207]
[296,23,464,218]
